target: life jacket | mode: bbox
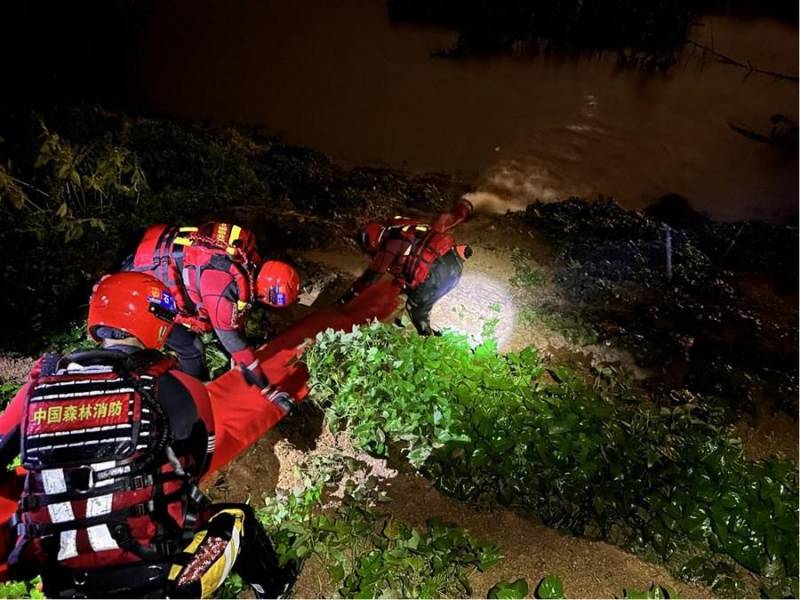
[375,220,458,290]
[128,224,256,329]
[8,350,210,575]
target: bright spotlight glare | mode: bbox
[430,271,517,350]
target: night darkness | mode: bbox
[0,2,798,598]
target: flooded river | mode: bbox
[127,0,798,221]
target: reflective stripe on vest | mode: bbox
[13,356,201,570]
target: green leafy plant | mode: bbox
[0,381,20,411]
[217,572,245,598]
[0,576,45,599]
[510,249,547,288]
[2,121,147,242]
[257,479,501,598]
[305,323,799,596]
[40,320,95,354]
[489,578,530,598]
[202,335,232,379]
[535,575,565,599]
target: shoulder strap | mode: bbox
[38,353,62,378]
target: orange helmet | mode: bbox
[88,272,178,349]
[196,222,261,264]
[255,261,300,308]
[356,222,385,254]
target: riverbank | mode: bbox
[0,110,796,597]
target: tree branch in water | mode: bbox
[686,39,799,82]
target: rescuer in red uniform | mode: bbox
[0,272,294,598]
[341,199,474,336]
[123,222,299,401]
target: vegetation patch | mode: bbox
[256,455,502,598]
[0,107,454,353]
[305,323,799,597]
[523,198,798,418]
[0,576,44,599]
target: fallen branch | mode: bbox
[686,39,798,83]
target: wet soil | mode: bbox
[208,406,711,599]
[0,140,793,596]
[279,202,798,462]
[200,202,795,597]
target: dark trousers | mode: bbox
[406,250,463,335]
[166,325,209,381]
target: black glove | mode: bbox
[337,289,356,305]
[263,386,295,415]
[419,328,441,337]
[241,364,269,389]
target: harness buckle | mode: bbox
[17,521,38,538]
[130,500,156,518]
[187,484,208,508]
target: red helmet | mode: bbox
[196,222,261,264]
[88,272,178,349]
[255,261,300,308]
[356,222,385,254]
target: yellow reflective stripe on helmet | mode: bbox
[226,225,243,255]
[229,225,242,243]
[179,226,198,233]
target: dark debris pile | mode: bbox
[525,196,798,417]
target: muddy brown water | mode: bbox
[128,0,797,221]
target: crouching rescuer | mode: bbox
[0,272,294,598]
[123,222,300,411]
[341,198,474,336]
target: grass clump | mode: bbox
[519,306,598,346]
[510,249,548,289]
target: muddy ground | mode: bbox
[206,405,711,599]
[267,204,798,462]
[0,150,795,597]
[2,198,792,598]
[204,198,795,598]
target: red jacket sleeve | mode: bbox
[199,270,268,387]
[0,383,28,467]
[431,198,474,233]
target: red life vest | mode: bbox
[373,221,457,289]
[9,351,210,573]
[128,224,255,330]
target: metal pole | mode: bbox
[664,224,673,282]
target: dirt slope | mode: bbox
[206,406,710,599]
